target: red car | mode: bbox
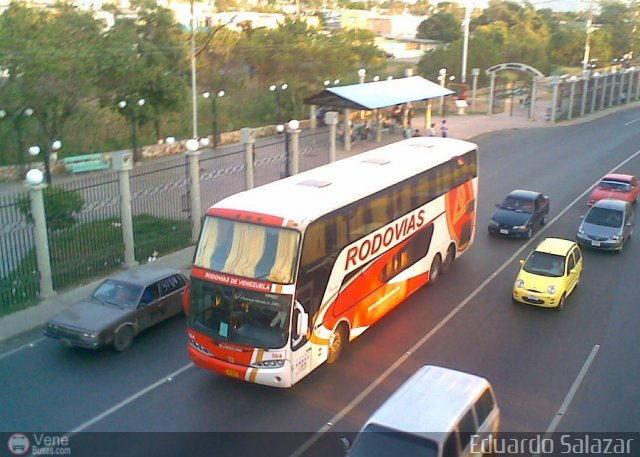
[588,173,639,206]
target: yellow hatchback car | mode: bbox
[512,238,583,310]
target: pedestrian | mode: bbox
[440,119,448,138]
[403,126,413,139]
[429,123,436,136]
[412,129,422,137]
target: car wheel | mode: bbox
[555,294,565,312]
[441,245,456,274]
[327,324,348,364]
[541,213,548,226]
[429,254,442,284]
[113,325,135,352]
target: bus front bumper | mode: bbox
[188,344,293,388]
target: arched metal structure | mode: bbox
[485,63,545,119]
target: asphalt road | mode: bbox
[1,110,639,456]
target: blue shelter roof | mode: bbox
[303,76,455,110]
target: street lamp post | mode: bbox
[358,68,366,84]
[26,140,62,185]
[203,90,225,148]
[438,68,447,116]
[0,106,34,172]
[269,83,288,124]
[118,98,145,162]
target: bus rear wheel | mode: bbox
[327,324,349,364]
[441,245,456,274]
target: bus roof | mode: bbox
[209,137,477,226]
[366,365,491,434]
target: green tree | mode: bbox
[0,3,103,181]
[96,0,189,147]
[549,27,585,66]
[17,186,84,232]
[417,12,463,42]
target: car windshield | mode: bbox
[598,180,630,192]
[523,251,565,277]
[584,207,624,228]
[500,196,534,213]
[194,216,300,284]
[92,279,142,308]
[348,424,439,457]
[188,278,291,349]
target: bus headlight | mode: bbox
[252,359,285,369]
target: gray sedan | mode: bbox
[45,267,188,351]
[576,199,635,252]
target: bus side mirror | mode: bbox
[297,311,309,336]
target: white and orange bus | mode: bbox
[185,137,478,388]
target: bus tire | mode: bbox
[429,254,442,285]
[327,324,349,364]
[441,244,456,274]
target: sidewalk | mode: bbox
[0,100,609,345]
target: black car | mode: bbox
[45,266,188,351]
[488,190,550,239]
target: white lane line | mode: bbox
[69,362,194,433]
[0,337,46,361]
[624,117,640,126]
[545,344,600,434]
[288,149,640,457]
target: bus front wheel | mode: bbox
[327,324,349,364]
[429,254,442,284]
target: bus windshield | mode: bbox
[189,278,292,349]
[194,216,300,284]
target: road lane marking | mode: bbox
[289,148,640,457]
[69,362,194,433]
[624,117,640,126]
[545,344,600,434]
[530,345,601,457]
[0,337,46,361]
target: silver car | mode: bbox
[45,267,188,351]
[576,199,634,252]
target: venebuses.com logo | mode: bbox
[6,433,71,456]
[7,433,30,456]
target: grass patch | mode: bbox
[0,214,192,317]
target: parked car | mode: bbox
[512,238,582,310]
[488,190,550,239]
[45,267,188,351]
[577,199,634,252]
[587,173,639,206]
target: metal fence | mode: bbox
[299,127,330,172]
[0,192,38,314]
[0,129,331,312]
[50,172,123,291]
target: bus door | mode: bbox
[291,300,312,383]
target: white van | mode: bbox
[344,365,500,457]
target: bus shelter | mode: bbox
[304,76,454,151]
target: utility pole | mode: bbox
[583,0,594,71]
[461,1,471,84]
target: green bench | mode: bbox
[62,153,110,174]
